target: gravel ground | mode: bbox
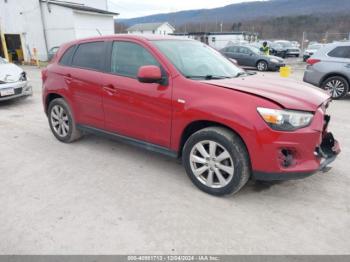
[0,59,349,255]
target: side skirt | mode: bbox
[77,124,178,158]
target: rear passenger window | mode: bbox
[328,46,350,59]
[111,41,160,78]
[59,46,76,66]
[71,42,105,71]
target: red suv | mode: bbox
[42,35,340,196]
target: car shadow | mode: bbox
[0,97,33,108]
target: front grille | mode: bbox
[14,87,23,95]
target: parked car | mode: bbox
[0,57,32,101]
[303,43,324,62]
[304,42,350,99]
[220,45,285,71]
[48,46,60,61]
[274,40,301,57]
[291,41,301,48]
[270,43,288,58]
[42,35,340,196]
[250,41,287,58]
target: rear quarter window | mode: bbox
[71,42,106,71]
[328,46,350,59]
[59,45,76,66]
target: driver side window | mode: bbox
[239,47,250,55]
[111,41,160,78]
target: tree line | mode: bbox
[115,14,350,43]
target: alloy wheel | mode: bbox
[257,61,267,71]
[189,140,235,189]
[324,79,345,98]
[50,105,70,137]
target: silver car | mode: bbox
[303,42,350,99]
[0,57,32,101]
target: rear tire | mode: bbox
[321,76,349,99]
[48,98,83,143]
[182,127,251,196]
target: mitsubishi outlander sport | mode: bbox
[42,35,340,196]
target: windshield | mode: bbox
[0,57,8,64]
[152,40,243,79]
[275,42,292,48]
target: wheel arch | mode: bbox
[178,120,249,159]
[319,72,350,87]
[45,92,74,116]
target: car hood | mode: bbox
[201,74,330,111]
[266,55,284,62]
[0,63,23,83]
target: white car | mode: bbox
[0,57,32,101]
[303,43,324,62]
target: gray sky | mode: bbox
[109,0,263,18]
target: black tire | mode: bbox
[48,98,83,143]
[296,54,300,58]
[256,60,268,71]
[182,127,251,196]
[321,76,349,100]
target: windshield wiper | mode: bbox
[235,71,256,77]
[186,75,232,80]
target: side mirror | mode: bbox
[137,65,163,84]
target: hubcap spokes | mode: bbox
[51,105,69,137]
[190,140,234,188]
[325,80,345,98]
[258,62,266,71]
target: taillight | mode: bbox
[41,68,48,83]
[306,58,321,65]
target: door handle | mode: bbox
[103,84,117,94]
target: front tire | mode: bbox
[48,98,82,143]
[322,76,349,99]
[182,127,251,196]
[257,60,268,71]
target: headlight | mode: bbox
[270,58,279,63]
[257,107,314,131]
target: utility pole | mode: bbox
[301,31,306,50]
[0,18,9,60]
[220,22,223,33]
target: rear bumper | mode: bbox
[253,132,340,181]
[303,66,323,87]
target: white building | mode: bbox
[0,0,118,62]
[127,22,175,35]
[171,32,258,50]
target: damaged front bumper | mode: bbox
[315,132,341,172]
[253,112,341,181]
[0,81,33,101]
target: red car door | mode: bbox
[101,40,172,148]
[68,41,107,128]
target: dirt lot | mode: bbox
[0,59,349,254]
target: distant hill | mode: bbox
[119,0,350,26]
